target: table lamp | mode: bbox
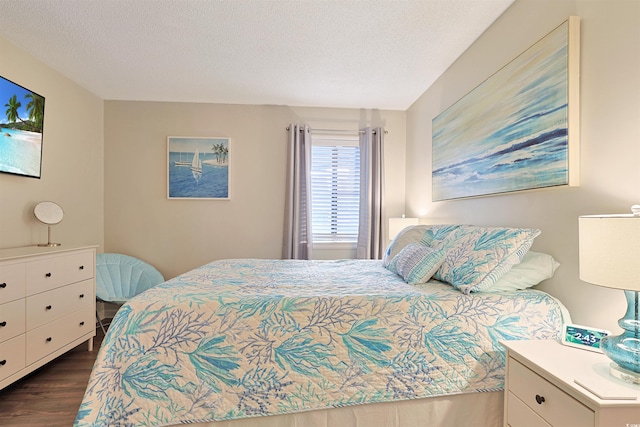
[388,215,419,240]
[578,205,640,384]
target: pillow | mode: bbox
[386,243,445,285]
[483,251,560,292]
[425,224,541,294]
[383,225,459,267]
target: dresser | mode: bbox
[502,339,640,427]
[0,245,96,391]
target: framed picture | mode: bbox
[167,136,230,200]
[432,17,580,201]
[0,75,45,179]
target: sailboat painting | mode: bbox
[190,147,202,182]
[167,136,230,200]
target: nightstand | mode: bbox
[502,340,640,427]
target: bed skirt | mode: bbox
[181,391,503,427]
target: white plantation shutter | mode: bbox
[310,135,360,243]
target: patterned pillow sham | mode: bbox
[423,224,541,294]
[386,243,445,285]
[382,225,459,267]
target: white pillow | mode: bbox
[482,251,560,292]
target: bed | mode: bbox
[74,225,570,427]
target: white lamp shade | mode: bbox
[579,215,640,291]
[388,217,419,240]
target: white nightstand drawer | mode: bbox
[507,391,552,427]
[26,308,94,365]
[0,262,25,304]
[26,279,94,330]
[0,299,26,343]
[0,334,26,382]
[509,358,594,427]
[26,250,94,296]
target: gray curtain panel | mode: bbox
[357,127,386,260]
[282,124,313,260]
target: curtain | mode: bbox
[282,124,313,260]
[356,127,386,259]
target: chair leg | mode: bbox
[96,310,107,335]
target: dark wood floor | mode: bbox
[0,328,104,427]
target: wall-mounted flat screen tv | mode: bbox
[0,75,45,179]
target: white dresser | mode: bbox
[0,245,96,391]
[502,339,640,427]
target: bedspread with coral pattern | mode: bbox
[75,259,567,426]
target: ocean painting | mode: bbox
[167,136,230,199]
[432,18,579,201]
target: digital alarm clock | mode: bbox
[561,323,610,352]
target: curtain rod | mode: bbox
[314,128,364,135]
[286,126,388,135]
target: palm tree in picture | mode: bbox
[4,94,21,125]
[25,93,44,132]
[212,142,228,164]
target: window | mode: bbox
[310,134,360,244]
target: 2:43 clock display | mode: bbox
[561,323,610,352]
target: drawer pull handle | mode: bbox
[0,360,6,366]
[535,394,545,405]
[79,321,85,326]
[46,337,52,342]
[79,265,84,270]
[0,282,6,288]
[46,305,52,310]
[0,321,6,327]
[79,294,85,298]
[45,272,52,278]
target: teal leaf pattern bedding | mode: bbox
[75,259,567,426]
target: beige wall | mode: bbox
[0,37,104,250]
[104,102,406,280]
[406,0,640,332]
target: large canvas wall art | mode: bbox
[167,136,230,200]
[432,17,580,201]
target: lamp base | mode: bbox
[600,290,640,383]
[609,362,640,385]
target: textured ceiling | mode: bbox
[0,0,514,110]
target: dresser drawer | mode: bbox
[26,308,94,365]
[508,358,594,427]
[26,279,94,330]
[0,334,26,382]
[508,390,552,427]
[0,299,26,343]
[0,262,25,303]
[26,250,94,296]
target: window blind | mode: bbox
[310,136,360,243]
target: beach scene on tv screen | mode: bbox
[0,76,44,178]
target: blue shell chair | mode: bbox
[95,253,165,334]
